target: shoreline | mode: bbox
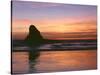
[12,49,97,52]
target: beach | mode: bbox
[12,50,97,74]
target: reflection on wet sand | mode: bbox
[12,50,97,74]
[29,49,40,73]
[12,49,40,74]
[36,50,97,73]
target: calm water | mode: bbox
[12,50,97,74]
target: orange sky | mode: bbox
[12,16,96,33]
[12,1,97,40]
[12,17,97,40]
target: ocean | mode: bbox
[12,39,97,74]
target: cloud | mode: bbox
[31,2,62,8]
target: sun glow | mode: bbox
[12,1,97,40]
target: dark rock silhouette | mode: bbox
[25,25,44,46]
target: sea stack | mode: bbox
[25,25,44,46]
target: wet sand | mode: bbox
[12,50,97,74]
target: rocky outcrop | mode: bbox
[25,25,44,46]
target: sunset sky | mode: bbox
[12,1,97,40]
